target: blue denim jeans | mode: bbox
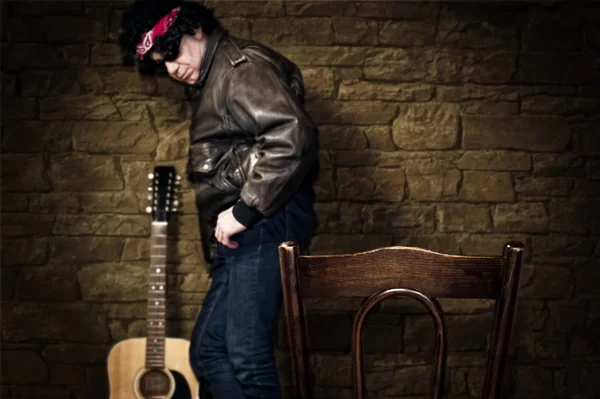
[189,185,316,399]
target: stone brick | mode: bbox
[53,215,149,236]
[395,235,461,255]
[41,95,120,120]
[176,215,201,240]
[80,192,141,214]
[460,171,515,202]
[522,95,600,116]
[156,76,186,100]
[112,95,186,123]
[311,355,351,387]
[10,1,83,16]
[520,264,573,300]
[463,115,570,151]
[2,98,37,119]
[302,67,335,99]
[318,125,368,150]
[286,1,357,16]
[1,213,55,237]
[493,203,548,233]
[179,273,211,293]
[315,168,335,201]
[48,362,86,386]
[405,314,493,352]
[44,344,110,364]
[362,204,436,235]
[78,263,147,301]
[438,84,519,102]
[0,350,48,384]
[18,266,78,300]
[73,122,157,154]
[332,17,378,45]
[50,154,123,191]
[1,43,86,70]
[332,150,377,167]
[512,300,548,333]
[205,0,284,17]
[522,10,585,51]
[436,7,519,50]
[50,237,124,264]
[27,193,79,214]
[96,68,157,95]
[1,154,51,193]
[573,121,600,155]
[220,17,250,39]
[253,18,333,45]
[461,100,519,115]
[1,193,28,211]
[2,302,110,342]
[393,104,459,150]
[515,176,573,197]
[310,234,393,255]
[364,48,435,81]
[435,50,516,83]
[356,2,438,19]
[91,44,123,66]
[20,69,81,96]
[518,53,600,85]
[7,16,106,42]
[2,121,73,153]
[306,313,353,351]
[514,366,555,396]
[103,303,146,319]
[533,154,586,177]
[337,167,405,201]
[1,269,17,301]
[460,234,529,258]
[533,235,596,261]
[408,171,461,201]
[380,19,436,47]
[573,179,600,198]
[515,328,568,366]
[1,238,48,266]
[365,126,395,151]
[279,46,367,66]
[338,81,435,102]
[554,361,600,398]
[574,259,600,297]
[437,204,491,233]
[308,100,397,125]
[549,199,592,234]
[548,300,587,333]
[457,151,531,171]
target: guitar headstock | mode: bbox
[146,166,180,222]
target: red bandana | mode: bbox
[136,7,181,60]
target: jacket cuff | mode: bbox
[232,200,264,228]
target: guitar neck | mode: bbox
[145,222,168,368]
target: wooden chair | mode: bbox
[278,241,525,399]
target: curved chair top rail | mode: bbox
[281,242,524,299]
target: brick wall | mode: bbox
[1,1,599,398]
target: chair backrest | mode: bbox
[278,241,525,399]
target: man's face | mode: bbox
[151,30,206,85]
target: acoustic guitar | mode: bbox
[107,166,199,399]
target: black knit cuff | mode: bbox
[232,200,264,228]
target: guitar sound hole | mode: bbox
[139,369,172,398]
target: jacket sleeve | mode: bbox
[224,59,318,227]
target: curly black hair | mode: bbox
[120,0,222,75]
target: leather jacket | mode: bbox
[185,28,319,261]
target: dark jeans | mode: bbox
[189,186,316,399]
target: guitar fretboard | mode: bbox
[145,222,168,368]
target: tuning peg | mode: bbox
[148,173,154,179]
[147,194,152,200]
[173,200,179,207]
[172,207,178,212]
[147,187,152,192]
[146,206,152,213]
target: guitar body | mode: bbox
[107,337,199,399]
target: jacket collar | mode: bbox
[194,26,226,88]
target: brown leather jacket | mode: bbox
[185,28,319,260]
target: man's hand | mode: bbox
[215,205,247,249]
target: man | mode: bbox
[121,1,319,398]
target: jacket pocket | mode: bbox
[187,139,231,179]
